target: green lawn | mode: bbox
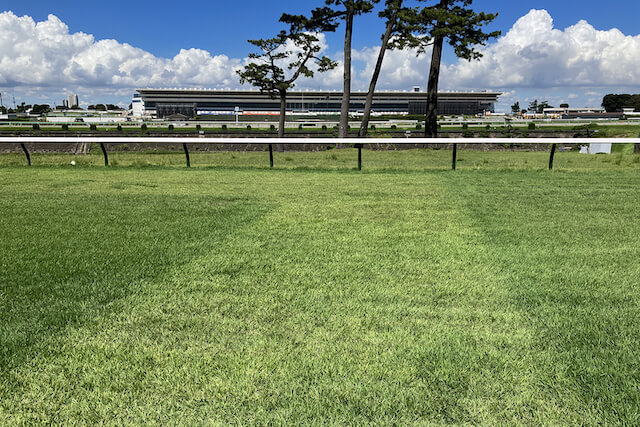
[1,150,639,424]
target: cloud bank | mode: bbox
[1,9,640,106]
[0,12,241,90]
[447,9,640,89]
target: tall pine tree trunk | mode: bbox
[339,11,354,139]
[277,90,287,151]
[424,34,443,138]
[359,18,395,138]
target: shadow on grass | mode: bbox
[0,192,270,386]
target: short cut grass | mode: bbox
[1,149,639,424]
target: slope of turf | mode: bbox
[1,155,639,423]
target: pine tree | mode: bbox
[237,22,336,143]
[359,0,412,137]
[298,1,380,138]
[402,0,500,137]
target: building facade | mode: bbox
[132,88,501,118]
[68,94,79,109]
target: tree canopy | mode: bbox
[398,0,500,59]
[238,19,336,139]
[602,94,640,112]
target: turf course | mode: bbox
[1,150,639,424]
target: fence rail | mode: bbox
[1,137,638,170]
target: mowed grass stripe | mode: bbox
[441,171,640,423]
[1,164,639,423]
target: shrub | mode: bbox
[270,124,276,131]
[222,124,227,130]
[61,124,69,131]
[298,124,303,130]
[528,122,536,130]
[196,124,201,130]
[390,125,397,130]
[415,123,422,130]
[116,124,122,131]
[89,124,97,131]
[463,130,474,138]
[32,123,40,130]
[246,125,252,130]
[321,125,327,130]
[486,124,491,130]
[370,125,375,130]
[141,124,148,131]
[168,124,174,131]
[462,123,469,130]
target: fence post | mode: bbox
[20,143,31,166]
[269,144,274,168]
[452,143,457,171]
[183,143,191,168]
[100,142,109,167]
[549,143,557,170]
[355,144,363,170]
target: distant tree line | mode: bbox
[1,102,125,115]
[87,104,124,111]
[602,94,640,112]
[1,103,52,115]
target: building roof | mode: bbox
[136,88,502,100]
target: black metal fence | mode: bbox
[1,137,637,171]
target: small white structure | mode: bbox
[578,144,612,155]
[589,143,612,154]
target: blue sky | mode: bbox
[2,1,640,111]
[4,1,639,60]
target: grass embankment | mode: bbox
[1,152,640,423]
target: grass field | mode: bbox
[1,150,640,424]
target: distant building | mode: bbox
[543,107,605,115]
[542,107,609,119]
[621,107,640,117]
[62,99,69,108]
[132,88,501,118]
[68,94,79,109]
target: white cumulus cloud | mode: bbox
[0,11,242,90]
[446,9,640,89]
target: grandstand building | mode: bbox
[132,88,501,118]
